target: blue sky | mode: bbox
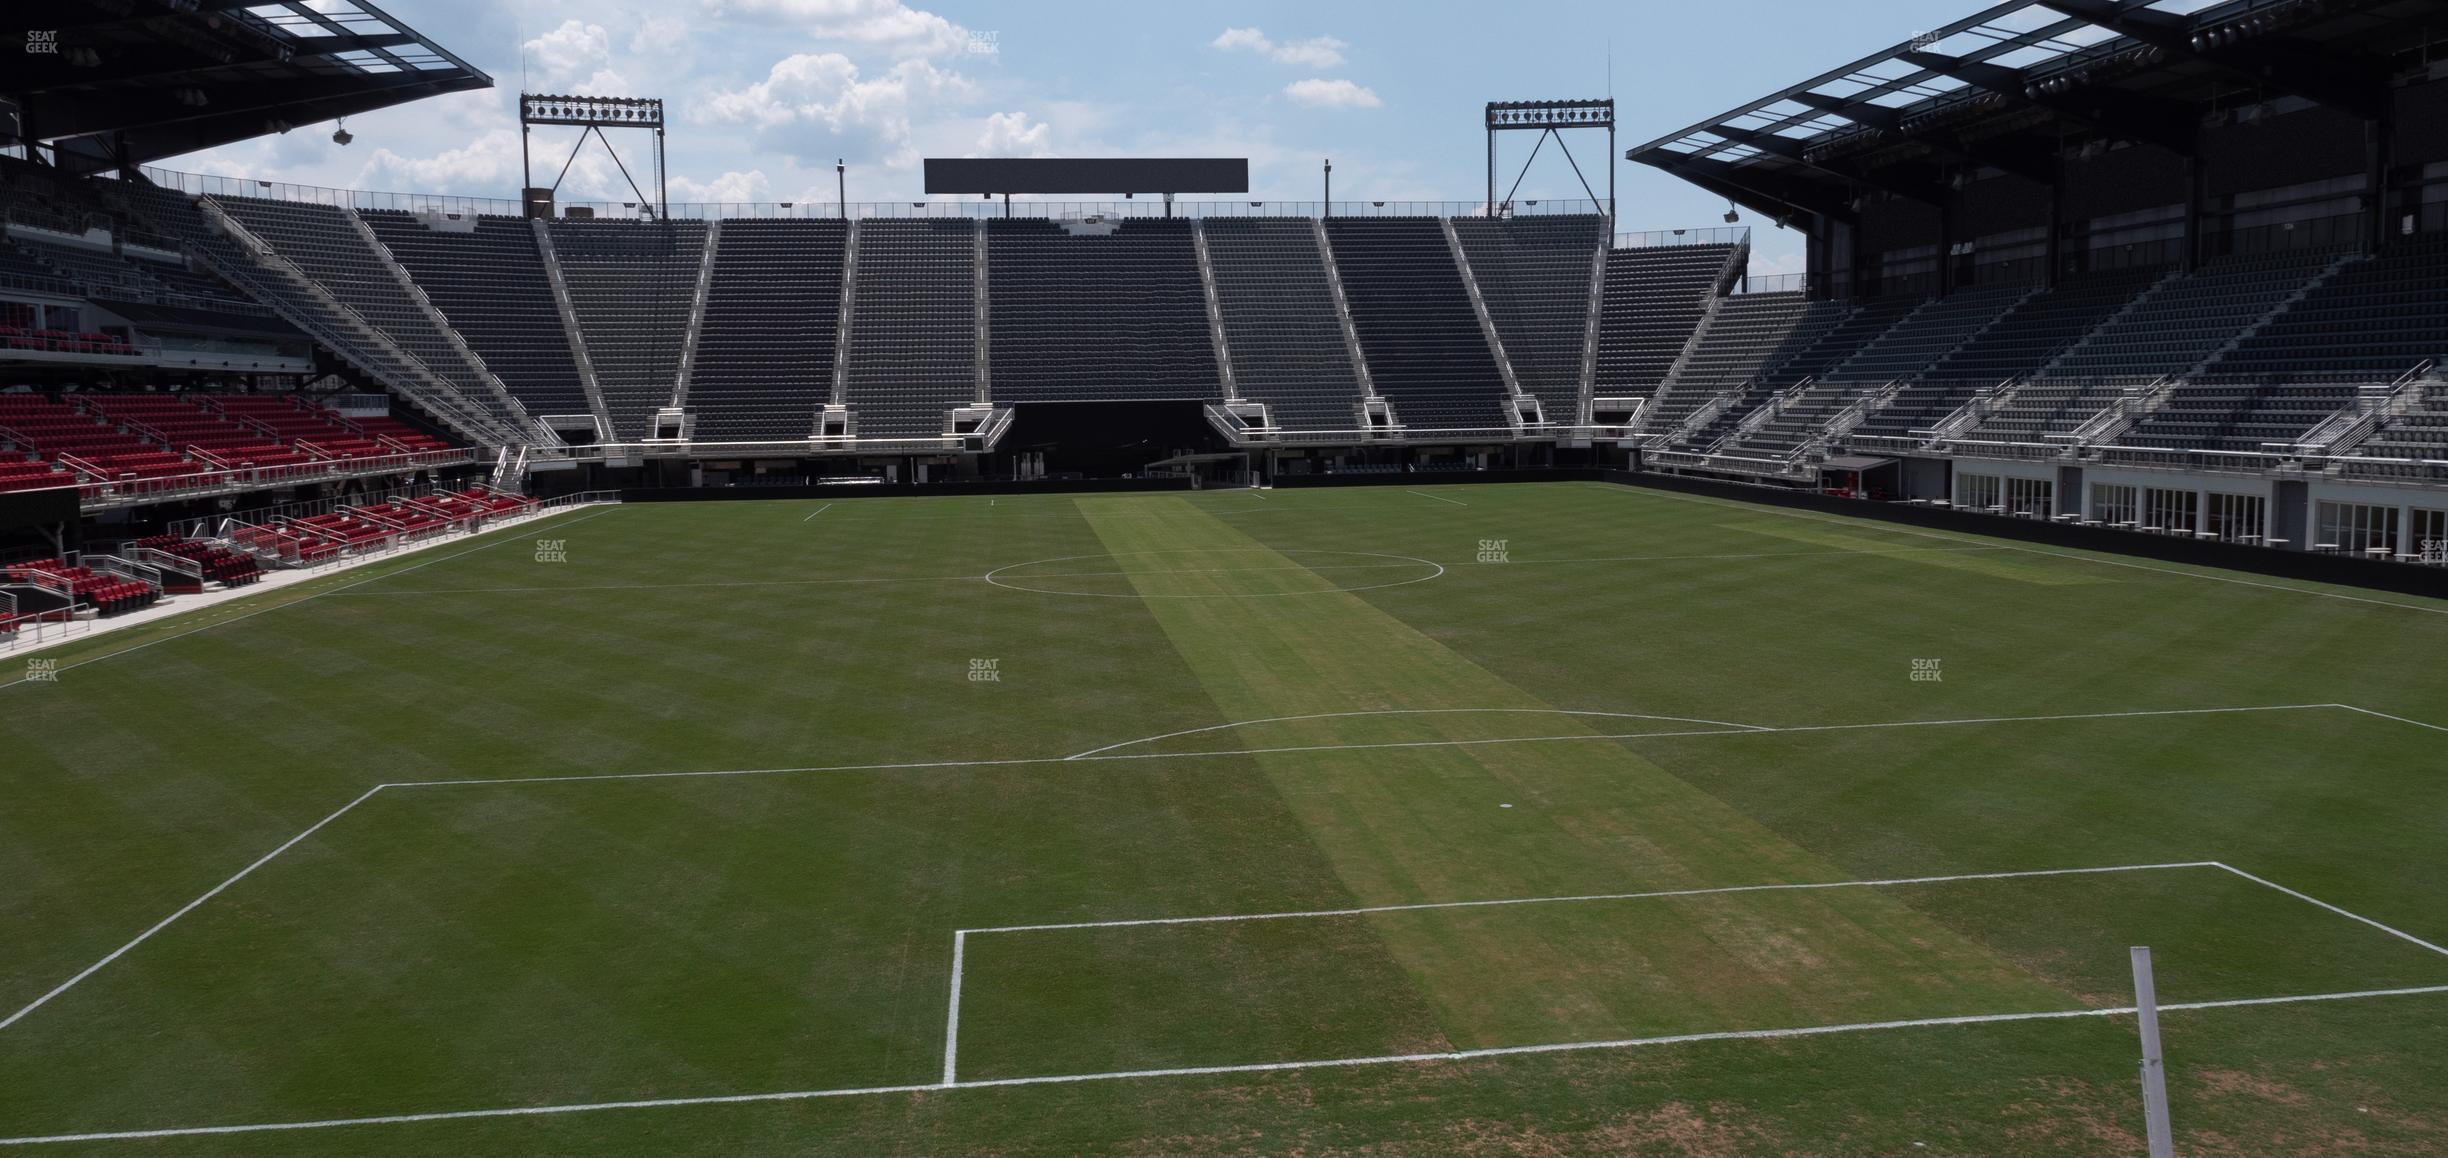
[170,0,1984,275]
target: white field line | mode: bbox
[801,504,833,522]
[0,505,620,691]
[1406,489,1468,507]
[392,702,2340,791]
[1591,483,2448,616]
[942,931,966,1086]
[1065,708,1771,760]
[967,861,2219,934]
[335,574,991,597]
[325,545,2016,599]
[0,786,388,1034]
[2212,862,2448,959]
[9,984,2447,1146]
[2329,703,2448,734]
[0,703,2391,1049]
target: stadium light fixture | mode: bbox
[1723,201,1740,224]
[331,118,352,146]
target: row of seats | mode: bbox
[1593,243,1739,397]
[1201,218,1366,431]
[690,219,848,440]
[548,219,707,441]
[841,220,976,439]
[1324,217,1511,430]
[210,196,530,436]
[1452,215,1609,421]
[364,212,592,421]
[133,534,262,589]
[985,219,1221,406]
[4,559,159,615]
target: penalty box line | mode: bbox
[938,860,2448,1085]
[5,702,2434,1039]
[10,988,2448,1148]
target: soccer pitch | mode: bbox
[3,481,2446,1153]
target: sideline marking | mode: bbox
[0,786,388,1034]
[1064,707,1770,760]
[2212,862,2448,959]
[0,505,620,691]
[8,983,2444,1146]
[1,702,2378,1043]
[969,861,2216,934]
[1407,489,1468,507]
[801,504,833,522]
[1591,483,2448,617]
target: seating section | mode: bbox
[1323,217,1509,430]
[841,220,976,439]
[2344,386,2448,478]
[1669,298,1921,452]
[549,219,708,440]
[6,234,267,315]
[1844,284,2041,441]
[0,393,192,485]
[362,212,591,421]
[689,219,848,441]
[985,219,1220,406]
[2196,239,2448,385]
[1662,292,1836,393]
[0,326,135,356]
[1593,243,1739,398]
[1451,215,1608,421]
[4,560,159,615]
[211,196,529,435]
[114,183,475,431]
[78,395,314,474]
[133,534,262,588]
[1201,218,1366,431]
[2040,250,2337,384]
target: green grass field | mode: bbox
[4,480,2446,1154]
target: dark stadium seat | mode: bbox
[1201,218,1369,431]
[687,219,848,441]
[984,218,1221,407]
[1451,215,1611,422]
[1322,216,1509,430]
[841,219,978,440]
[362,211,593,421]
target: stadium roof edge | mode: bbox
[5,0,491,176]
[1625,0,2435,219]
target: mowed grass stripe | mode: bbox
[1065,497,2079,1058]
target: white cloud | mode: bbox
[629,15,692,57]
[1283,78,1381,109]
[1211,28,1347,68]
[1212,27,1270,53]
[354,127,523,193]
[668,169,776,203]
[524,20,629,95]
[700,52,974,168]
[700,0,969,57]
[974,111,1051,157]
[1271,37,1347,68]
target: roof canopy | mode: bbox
[4,0,490,176]
[1627,0,2435,225]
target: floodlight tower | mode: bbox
[519,93,667,219]
[1485,99,1615,222]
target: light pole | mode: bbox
[836,159,845,219]
[1323,158,1332,217]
